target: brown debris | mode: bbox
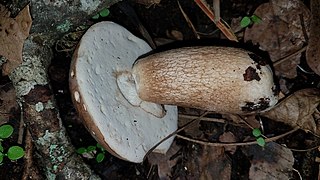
[243,66,261,81]
[0,5,32,75]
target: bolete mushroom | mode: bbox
[70,22,178,163]
[70,21,278,163]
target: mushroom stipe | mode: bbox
[70,21,278,163]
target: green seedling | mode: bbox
[252,128,266,147]
[240,14,262,28]
[92,8,110,20]
[0,124,25,165]
[77,143,106,163]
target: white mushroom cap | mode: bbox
[69,22,178,163]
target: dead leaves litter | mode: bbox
[262,88,320,134]
[244,0,311,78]
[0,5,32,75]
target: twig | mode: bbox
[17,102,24,145]
[177,0,200,39]
[143,111,210,161]
[194,0,238,42]
[178,114,225,123]
[176,126,299,147]
[292,168,302,180]
[273,46,307,66]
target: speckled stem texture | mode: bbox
[133,46,277,114]
[7,0,121,179]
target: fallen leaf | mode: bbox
[185,145,231,180]
[262,88,320,134]
[244,0,311,78]
[243,142,294,180]
[148,142,181,179]
[219,131,237,154]
[306,0,320,76]
[0,5,32,75]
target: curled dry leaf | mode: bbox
[262,88,320,134]
[244,0,311,78]
[0,5,32,75]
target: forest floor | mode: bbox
[1,0,320,179]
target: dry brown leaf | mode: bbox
[243,142,294,180]
[147,142,181,180]
[185,145,231,180]
[244,0,311,78]
[262,88,320,134]
[306,0,320,76]
[0,5,32,75]
[218,131,237,154]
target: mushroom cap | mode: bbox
[132,46,278,114]
[69,21,178,163]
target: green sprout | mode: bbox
[252,128,266,147]
[240,14,262,28]
[92,8,110,20]
[0,124,25,165]
[77,143,106,163]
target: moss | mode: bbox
[56,20,72,33]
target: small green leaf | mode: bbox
[96,143,105,151]
[252,128,262,137]
[256,137,266,147]
[240,16,251,28]
[7,146,24,160]
[92,14,100,20]
[0,144,3,152]
[0,124,14,139]
[76,147,87,154]
[250,15,262,24]
[87,146,96,152]
[0,153,3,164]
[96,153,105,163]
[99,8,110,17]
[96,143,102,148]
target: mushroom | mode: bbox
[70,21,278,163]
[129,46,278,114]
[69,22,178,163]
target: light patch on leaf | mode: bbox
[0,5,32,75]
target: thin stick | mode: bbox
[273,46,307,66]
[143,111,210,161]
[194,0,238,42]
[177,0,200,39]
[176,126,299,147]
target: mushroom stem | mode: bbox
[131,46,278,114]
[116,71,166,118]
